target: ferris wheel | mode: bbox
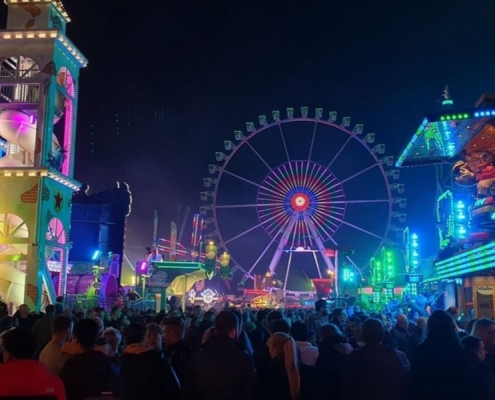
[200,107,404,292]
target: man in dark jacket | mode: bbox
[341,318,408,400]
[32,304,55,354]
[120,323,180,399]
[163,317,193,384]
[183,310,256,400]
[61,318,120,400]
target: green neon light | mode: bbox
[436,249,495,272]
[430,255,495,281]
[436,242,495,269]
[151,261,205,270]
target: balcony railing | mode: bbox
[0,83,39,103]
[0,68,40,80]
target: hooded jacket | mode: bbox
[295,341,319,366]
[119,343,180,400]
[0,359,66,399]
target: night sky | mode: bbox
[3,0,495,281]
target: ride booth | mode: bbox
[396,93,495,319]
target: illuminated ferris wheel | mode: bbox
[200,107,405,292]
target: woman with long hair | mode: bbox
[461,335,495,399]
[410,310,471,400]
[259,332,301,400]
[471,318,495,375]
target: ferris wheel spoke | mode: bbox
[216,203,285,209]
[282,163,299,192]
[330,199,390,205]
[245,235,279,276]
[307,121,318,161]
[329,163,378,189]
[224,221,265,245]
[245,141,273,171]
[338,219,383,240]
[264,171,293,195]
[278,124,291,163]
[312,212,341,236]
[222,170,263,189]
[326,135,353,170]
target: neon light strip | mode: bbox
[5,0,71,22]
[436,242,495,270]
[62,85,74,176]
[429,255,495,281]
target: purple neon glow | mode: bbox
[140,261,147,271]
[62,68,75,176]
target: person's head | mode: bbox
[45,304,55,316]
[2,328,36,361]
[73,318,99,350]
[193,305,202,317]
[425,310,459,345]
[362,318,385,345]
[396,314,408,330]
[202,326,215,344]
[145,322,163,351]
[92,307,104,318]
[110,306,122,319]
[446,307,459,319]
[315,300,329,317]
[203,311,215,322]
[92,316,104,336]
[268,318,290,335]
[348,316,363,338]
[124,323,145,345]
[461,335,486,363]
[103,327,122,353]
[332,308,346,323]
[416,317,427,330]
[266,310,283,323]
[472,318,495,348]
[51,315,73,341]
[319,323,346,345]
[214,310,239,339]
[162,317,185,347]
[256,309,267,323]
[18,304,29,317]
[290,321,309,342]
[268,333,301,400]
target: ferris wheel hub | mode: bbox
[291,193,310,212]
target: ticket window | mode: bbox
[473,277,495,319]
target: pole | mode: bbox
[334,250,339,297]
[182,274,188,312]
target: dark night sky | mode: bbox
[3,0,495,277]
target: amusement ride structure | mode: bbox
[201,108,406,294]
[0,0,87,310]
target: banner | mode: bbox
[170,221,178,261]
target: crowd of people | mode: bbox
[0,299,494,400]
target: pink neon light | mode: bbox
[62,69,75,177]
[140,261,147,271]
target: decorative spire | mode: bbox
[442,85,454,107]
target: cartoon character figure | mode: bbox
[453,151,495,196]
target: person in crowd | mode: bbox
[120,322,180,400]
[290,321,319,366]
[315,323,352,399]
[447,306,463,330]
[254,309,270,342]
[106,306,123,330]
[330,307,347,333]
[0,328,66,399]
[12,303,34,330]
[103,327,122,356]
[144,322,163,351]
[471,318,495,374]
[183,310,256,400]
[410,316,427,348]
[391,313,413,358]
[347,316,365,349]
[307,299,329,333]
[259,332,307,400]
[39,315,73,376]
[163,316,193,384]
[410,310,472,400]
[32,304,56,354]
[61,318,121,400]
[194,310,215,349]
[341,318,408,400]
[461,335,495,399]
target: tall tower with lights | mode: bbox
[0,0,87,310]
